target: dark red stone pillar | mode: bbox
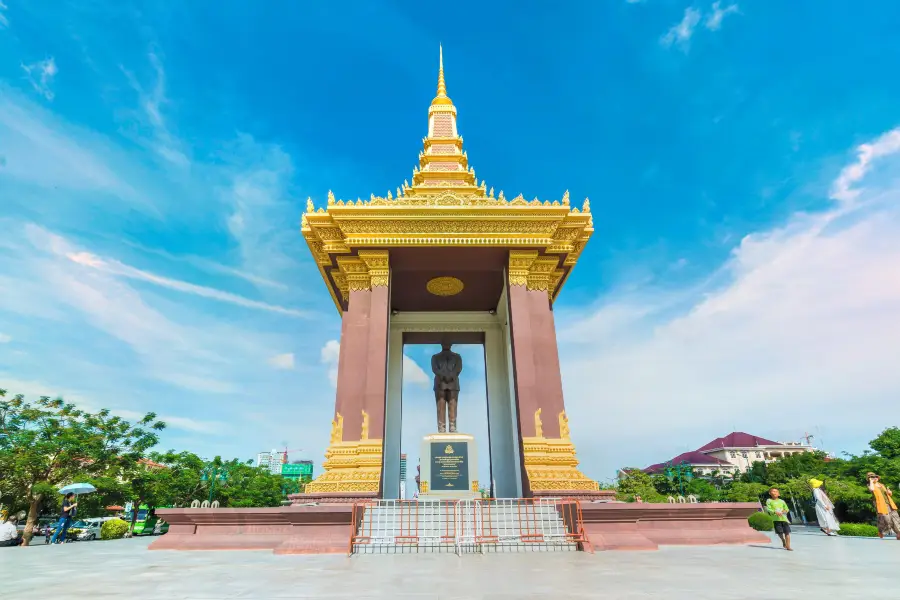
[507,283,567,439]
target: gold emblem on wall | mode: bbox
[444,444,455,454]
[426,276,465,297]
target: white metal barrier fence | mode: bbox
[349,498,591,555]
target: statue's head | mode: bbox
[441,342,452,351]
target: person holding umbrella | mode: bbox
[49,483,96,544]
[49,493,78,544]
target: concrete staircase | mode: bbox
[351,500,579,554]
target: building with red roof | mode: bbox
[643,431,814,477]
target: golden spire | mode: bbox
[432,44,453,106]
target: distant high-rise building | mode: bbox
[400,453,408,499]
[256,451,272,469]
[256,449,284,474]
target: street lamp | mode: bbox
[664,460,694,497]
[200,463,229,503]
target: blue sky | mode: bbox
[2,1,900,487]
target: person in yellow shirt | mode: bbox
[867,472,900,540]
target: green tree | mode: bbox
[869,427,900,460]
[616,470,665,503]
[724,482,769,503]
[212,459,293,507]
[0,391,164,545]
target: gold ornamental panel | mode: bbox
[426,276,465,297]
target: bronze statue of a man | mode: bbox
[431,342,462,433]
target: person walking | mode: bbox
[809,479,840,536]
[867,472,900,540]
[0,516,20,547]
[49,492,78,544]
[766,487,793,551]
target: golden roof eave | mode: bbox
[301,192,593,315]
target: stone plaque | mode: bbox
[430,441,469,491]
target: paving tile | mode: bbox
[3,529,900,599]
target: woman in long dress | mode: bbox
[810,478,840,536]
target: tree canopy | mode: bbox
[0,390,303,543]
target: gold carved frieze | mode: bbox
[508,251,563,297]
[332,250,390,301]
[302,192,592,313]
[522,410,600,492]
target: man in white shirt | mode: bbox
[0,516,20,547]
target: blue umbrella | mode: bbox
[58,483,97,495]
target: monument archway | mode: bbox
[295,49,605,503]
[384,305,521,500]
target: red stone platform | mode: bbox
[150,502,766,554]
[581,502,768,551]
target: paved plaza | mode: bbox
[6,529,898,599]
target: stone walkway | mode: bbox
[6,530,898,599]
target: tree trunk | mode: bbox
[22,495,42,546]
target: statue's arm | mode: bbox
[455,355,463,376]
[431,355,439,375]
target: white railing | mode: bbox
[350,498,588,555]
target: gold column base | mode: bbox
[304,439,384,494]
[522,436,600,492]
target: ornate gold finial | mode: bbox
[361,409,370,440]
[387,190,392,200]
[559,411,570,440]
[534,408,543,438]
[562,190,570,206]
[329,413,344,444]
[431,44,453,106]
[582,197,591,213]
[327,190,335,205]
[489,187,494,197]
[306,197,314,213]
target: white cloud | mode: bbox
[268,352,295,370]
[21,58,58,101]
[121,52,189,167]
[0,378,226,434]
[831,127,900,203]
[0,333,11,343]
[319,340,431,387]
[705,2,740,31]
[403,355,430,386]
[61,247,311,318]
[558,126,900,478]
[0,1,8,28]
[321,340,341,386]
[660,8,701,49]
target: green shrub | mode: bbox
[836,523,879,537]
[748,511,775,531]
[100,518,129,540]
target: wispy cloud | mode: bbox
[0,1,9,28]
[122,52,189,167]
[830,127,900,203]
[660,8,701,50]
[268,352,295,370]
[705,2,740,31]
[0,377,226,434]
[0,333,11,343]
[21,57,58,101]
[63,248,311,318]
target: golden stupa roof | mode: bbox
[301,48,594,314]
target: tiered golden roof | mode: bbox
[301,48,594,314]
